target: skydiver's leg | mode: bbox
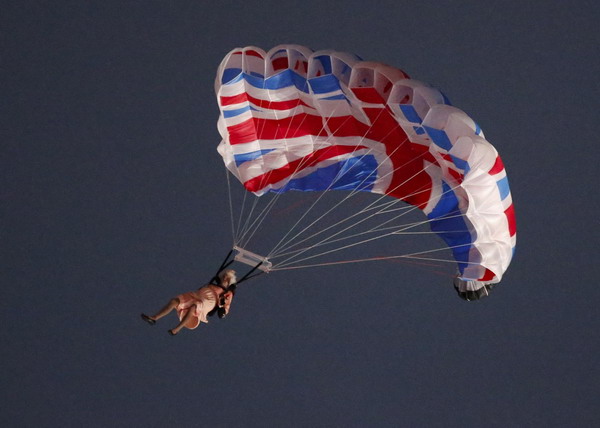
[169,307,197,336]
[149,298,180,321]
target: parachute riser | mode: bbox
[209,249,235,285]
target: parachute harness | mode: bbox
[207,247,271,318]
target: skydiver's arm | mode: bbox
[222,291,234,314]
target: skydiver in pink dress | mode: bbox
[141,269,237,335]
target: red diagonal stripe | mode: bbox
[220,93,311,110]
[244,145,367,192]
[489,155,505,175]
[504,204,516,237]
[227,113,328,145]
[479,268,497,282]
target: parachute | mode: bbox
[214,45,516,298]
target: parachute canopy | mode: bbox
[215,45,516,292]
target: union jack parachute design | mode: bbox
[215,45,516,296]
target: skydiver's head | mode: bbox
[219,269,237,285]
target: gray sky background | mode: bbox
[2,1,599,426]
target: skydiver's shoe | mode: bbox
[141,313,156,325]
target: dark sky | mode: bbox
[2,1,599,426]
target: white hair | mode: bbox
[218,269,237,285]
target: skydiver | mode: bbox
[141,269,237,335]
